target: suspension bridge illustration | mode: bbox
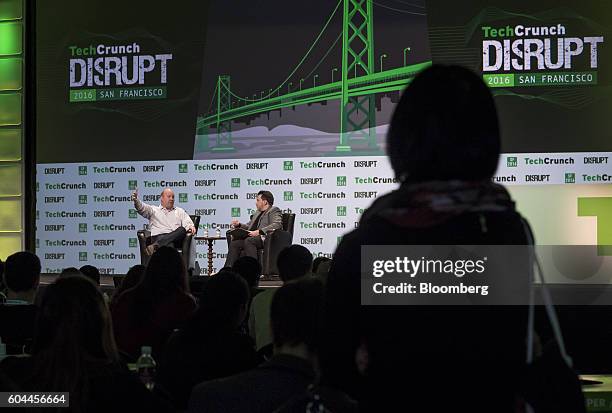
[196,0,431,154]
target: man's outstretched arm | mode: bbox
[132,190,154,219]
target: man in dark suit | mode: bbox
[224,191,282,268]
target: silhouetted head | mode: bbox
[80,265,101,286]
[4,251,41,293]
[271,278,324,353]
[387,65,500,183]
[34,275,117,360]
[191,270,250,334]
[60,267,82,278]
[30,275,118,408]
[142,246,188,297]
[232,256,262,289]
[277,245,313,283]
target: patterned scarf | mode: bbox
[364,180,516,229]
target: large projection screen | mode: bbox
[35,0,612,283]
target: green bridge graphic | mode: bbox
[196,0,431,154]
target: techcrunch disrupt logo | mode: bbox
[194,194,238,201]
[300,222,346,229]
[524,156,574,165]
[45,211,87,218]
[45,183,86,190]
[194,163,238,171]
[69,42,172,103]
[300,192,346,199]
[482,23,604,88]
[583,174,612,182]
[45,240,87,247]
[143,180,187,188]
[93,195,132,203]
[300,161,346,169]
[93,252,137,260]
[354,177,398,184]
[93,224,136,231]
[247,178,293,186]
[93,166,136,174]
[143,194,160,202]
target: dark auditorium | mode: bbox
[1,0,611,411]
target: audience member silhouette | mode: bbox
[232,256,264,335]
[110,264,145,308]
[157,271,258,410]
[188,278,324,413]
[232,256,262,290]
[111,246,196,359]
[80,264,101,286]
[322,65,584,412]
[0,275,172,412]
[250,245,313,354]
[311,257,332,284]
[0,252,41,354]
[59,267,82,277]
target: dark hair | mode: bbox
[232,256,262,289]
[257,190,274,206]
[312,257,332,274]
[30,276,118,411]
[186,271,249,337]
[4,251,41,292]
[277,245,313,282]
[387,65,500,182]
[79,265,101,286]
[60,267,82,278]
[110,265,145,307]
[129,246,189,324]
[271,278,324,351]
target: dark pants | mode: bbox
[151,227,187,249]
[225,236,263,268]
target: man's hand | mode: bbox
[187,227,196,235]
[247,230,260,237]
[231,219,240,228]
[131,189,138,202]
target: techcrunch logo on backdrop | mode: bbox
[68,42,173,102]
[481,22,604,88]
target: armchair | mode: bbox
[137,215,201,273]
[226,213,295,277]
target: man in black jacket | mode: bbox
[224,190,282,267]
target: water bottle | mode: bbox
[136,346,156,390]
[203,225,209,237]
[215,227,221,238]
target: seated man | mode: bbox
[224,190,282,268]
[132,187,195,255]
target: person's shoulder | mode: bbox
[251,288,276,309]
[269,206,282,214]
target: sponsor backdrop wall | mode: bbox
[35,0,612,280]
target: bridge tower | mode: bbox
[212,75,235,152]
[337,0,379,152]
